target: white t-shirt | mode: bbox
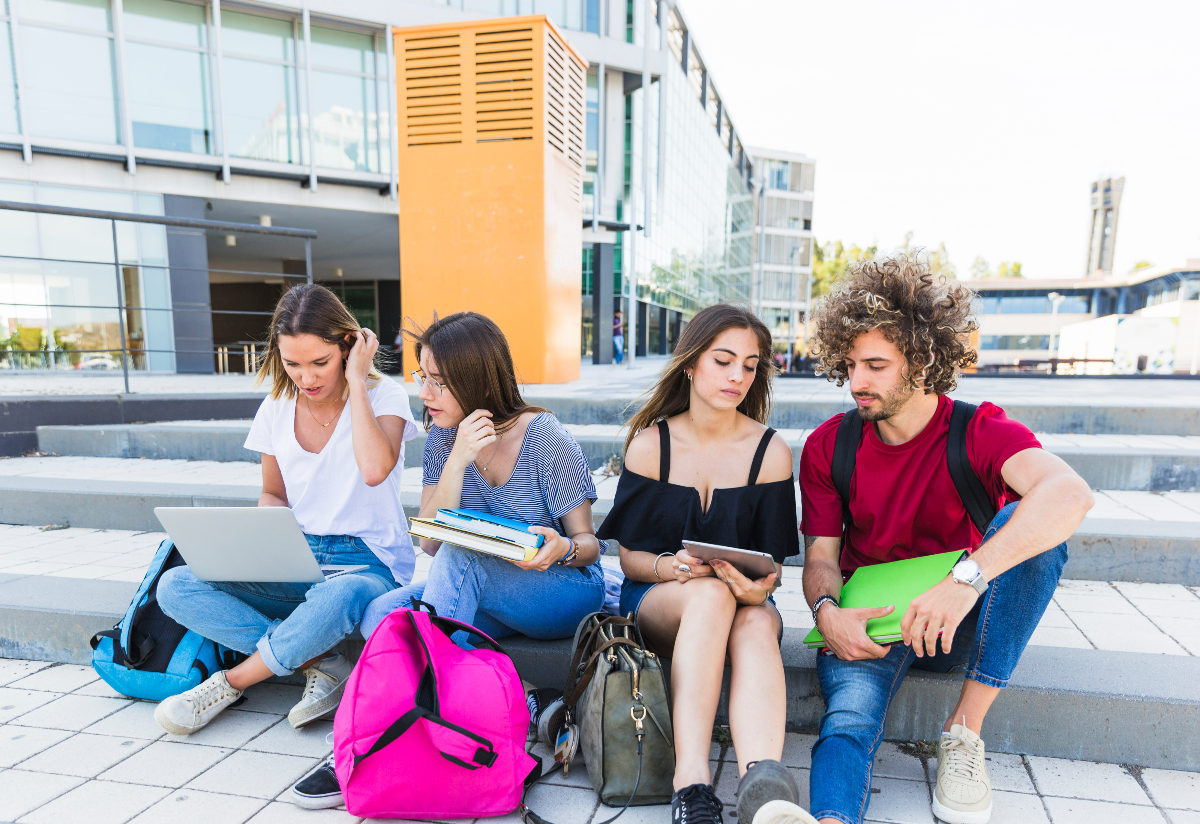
[244,377,419,584]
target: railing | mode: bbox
[0,200,318,393]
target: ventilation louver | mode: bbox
[475,27,535,143]
[401,33,463,147]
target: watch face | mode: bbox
[954,559,980,581]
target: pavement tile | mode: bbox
[987,789,1050,824]
[85,701,166,740]
[73,678,129,699]
[21,732,150,778]
[15,694,132,731]
[243,718,335,757]
[1028,625,1094,648]
[1113,583,1200,602]
[1149,617,1200,655]
[1130,599,1200,620]
[100,568,152,583]
[127,788,268,824]
[0,770,84,821]
[246,801,362,823]
[872,742,927,782]
[9,665,100,693]
[1054,588,1141,616]
[18,779,171,824]
[489,784,598,824]
[780,732,819,769]
[0,660,53,687]
[862,775,933,823]
[1067,613,1188,655]
[236,683,299,716]
[1167,812,1200,824]
[0,688,62,723]
[163,708,281,749]
[185,750,315,799]
[1140,766,1200,811]
[0,725,75,768]
[1042,796,1166,824]
[1026,756,1151,805]
[99,740,234,788]
[46,564,131,580]
[0,562,76,575]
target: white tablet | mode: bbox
[679,540,781,581]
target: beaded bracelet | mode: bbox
[811,594,839,625]
[556,537,578,566]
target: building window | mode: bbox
[17,0,121,144]
[308,24,386,173]
[764,159,788,190]
[584,69,598,218]
[123,0,213,154]
[978,294,1090,314]
[0,9,19,134]
[220,9,302,165]
[978,335,1052,351]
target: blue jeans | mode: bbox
[809,503,1067,824]
[361,544,605,641]
[613,335,624,364]
[158,535,398,677]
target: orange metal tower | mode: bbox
[394,15,586,384]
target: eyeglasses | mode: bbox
[411,369,447,396]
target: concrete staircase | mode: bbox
[3,414,1200,772]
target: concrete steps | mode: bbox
[2,454,1200,584]
[1,569,1196,771]
[36,421,1200,492]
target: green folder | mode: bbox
[803,549,966,649]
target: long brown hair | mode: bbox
[624,303,776,452]
[255,283,384,400]
[406,311,548,431]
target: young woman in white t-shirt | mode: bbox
[155,284,418,737]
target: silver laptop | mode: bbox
[153,507,368,583]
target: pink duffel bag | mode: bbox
[333,604,537,819]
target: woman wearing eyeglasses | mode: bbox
[358,311,605,643]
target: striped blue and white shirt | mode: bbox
[422,412,598,533]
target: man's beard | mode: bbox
[855,383,914,422]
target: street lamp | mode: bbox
[1047,292,1065,374]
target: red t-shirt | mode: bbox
[799,395,1041,579]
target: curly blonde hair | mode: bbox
[810,254,978,395]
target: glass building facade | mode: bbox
[1,0,771,372]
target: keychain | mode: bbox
[554,720,579,775]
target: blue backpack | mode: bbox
[90,539,244,702]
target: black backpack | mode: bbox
[830,399,997,537]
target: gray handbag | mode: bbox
[566,613,675,807]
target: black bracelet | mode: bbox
[811,594,839,625]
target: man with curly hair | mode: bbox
[796,256,1093,824]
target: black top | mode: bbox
[597,420,800,563]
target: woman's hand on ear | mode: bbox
[346,328,378,385]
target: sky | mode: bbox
[677,0,1200,279]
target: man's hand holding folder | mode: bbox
[816,603,896,661]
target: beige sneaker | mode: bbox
[932,723,993,824]
[155,671,243,735]
[289,653,354,729]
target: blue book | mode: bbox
[434,508,545,549]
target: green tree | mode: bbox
[1131,260,1153,272]
[812,239,877,297]
[994,261,1024,278]
[925,242,957,280]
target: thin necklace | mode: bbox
[477,428,505,472]
[305,395,344,428]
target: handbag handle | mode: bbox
[564,637,640,707]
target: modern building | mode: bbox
[967,262,1200,373]
[746,146,815,356]
[1085,175,1124,275]
[0,0,760,377]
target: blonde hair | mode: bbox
[255,284,384,400]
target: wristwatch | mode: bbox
[951,558,988,596]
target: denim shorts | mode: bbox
[619,578,778,619]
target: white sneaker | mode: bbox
[289,653,354,729]
[753,799,820,824]
[932,723,993,824]
[155,671,243,736]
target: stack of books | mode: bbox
[803,549,966,649]
[407,508,543,563]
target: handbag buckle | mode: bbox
[630,705,647,736]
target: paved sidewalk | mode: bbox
[1,656,1198,824]
[3,525,1199,657]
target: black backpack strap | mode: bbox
[830,409,863,531]
[656,420,671,483]
[947,400,997,535]
[748,428,776,485]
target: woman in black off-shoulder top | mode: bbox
[597,304,807,824]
